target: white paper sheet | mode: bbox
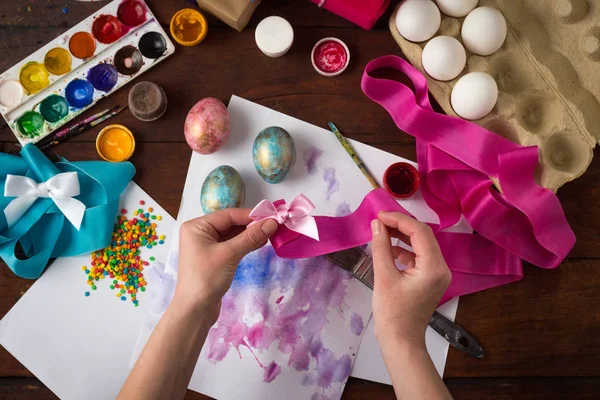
[0,182,175,400]
[134,97,467,396]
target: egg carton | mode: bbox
[390,0,600,191]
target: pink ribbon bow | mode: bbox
[249,194,320,241]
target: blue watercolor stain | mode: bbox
[232,247,278,288]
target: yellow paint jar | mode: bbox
[170,8,208,46]
[96,124,136,162]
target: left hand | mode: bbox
[174,208,278,321]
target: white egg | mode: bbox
[436,0,479,18]
[461,7,507,55]
[451,72,498,120]
[422,36,466,81]
[395,0,441,43]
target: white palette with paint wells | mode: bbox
[0,0,174,145]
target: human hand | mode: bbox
[370,211,451,348]
[173,208,278,321]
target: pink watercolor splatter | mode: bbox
[264,361,282,383]
[324,168,339,201]
[350,313,364,336]
[205,246,355,396]
[303,146,324,176]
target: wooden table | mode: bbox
[0,1,598,399]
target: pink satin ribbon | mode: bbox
[360,56,575,269]
[261,55,575,304]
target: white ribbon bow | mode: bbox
[249,194,320,241]
[3,172,86,230]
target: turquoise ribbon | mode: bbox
[0,144,135,279]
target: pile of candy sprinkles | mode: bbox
[82,200,165,306]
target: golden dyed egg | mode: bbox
[200,165,245,214]
[252,126,296,184]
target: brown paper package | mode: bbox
[195,0,262,31]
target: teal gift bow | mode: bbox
[0,144,135,279]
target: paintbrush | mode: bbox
[35,106,118,149]
[328,122,380,189]
[39,105,127,151]
[325,247,485,359]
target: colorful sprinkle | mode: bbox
[85,292,90,297]
[81,204,164,305]
[140,200,145,205]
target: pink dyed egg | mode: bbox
[184,98,230,154]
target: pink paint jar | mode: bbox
[311,37,350,77]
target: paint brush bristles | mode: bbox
[328,122,380,189]
[325,247,374,289]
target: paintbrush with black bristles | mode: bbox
[325,247,485,359]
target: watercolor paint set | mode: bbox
[0,0,175,145]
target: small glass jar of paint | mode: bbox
[128,81,167,122]
[170,8,208,46]
[96,124,136,162]
[383,162,420,199]
[311,37,350,77]
[255,16,294,58]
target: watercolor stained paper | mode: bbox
[132,96,465,397]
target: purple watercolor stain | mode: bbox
[324,168,339,201]
[350,313,364,336]
[167,251,179,273]
[303,146,324,176]
[335,202,351,217]
[150,273,177,315]
[205,246,355,391]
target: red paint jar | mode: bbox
[311,37,350,77]
[383,162,420,199]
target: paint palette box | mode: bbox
[0,0,175,145]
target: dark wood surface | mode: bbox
[0,0,599,399]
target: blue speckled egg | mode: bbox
[200,165,245,214]
[252,126,296,184]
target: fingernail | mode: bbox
[261,219,278,236]
[371,220,381,236]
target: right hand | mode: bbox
[370,211,451,347]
